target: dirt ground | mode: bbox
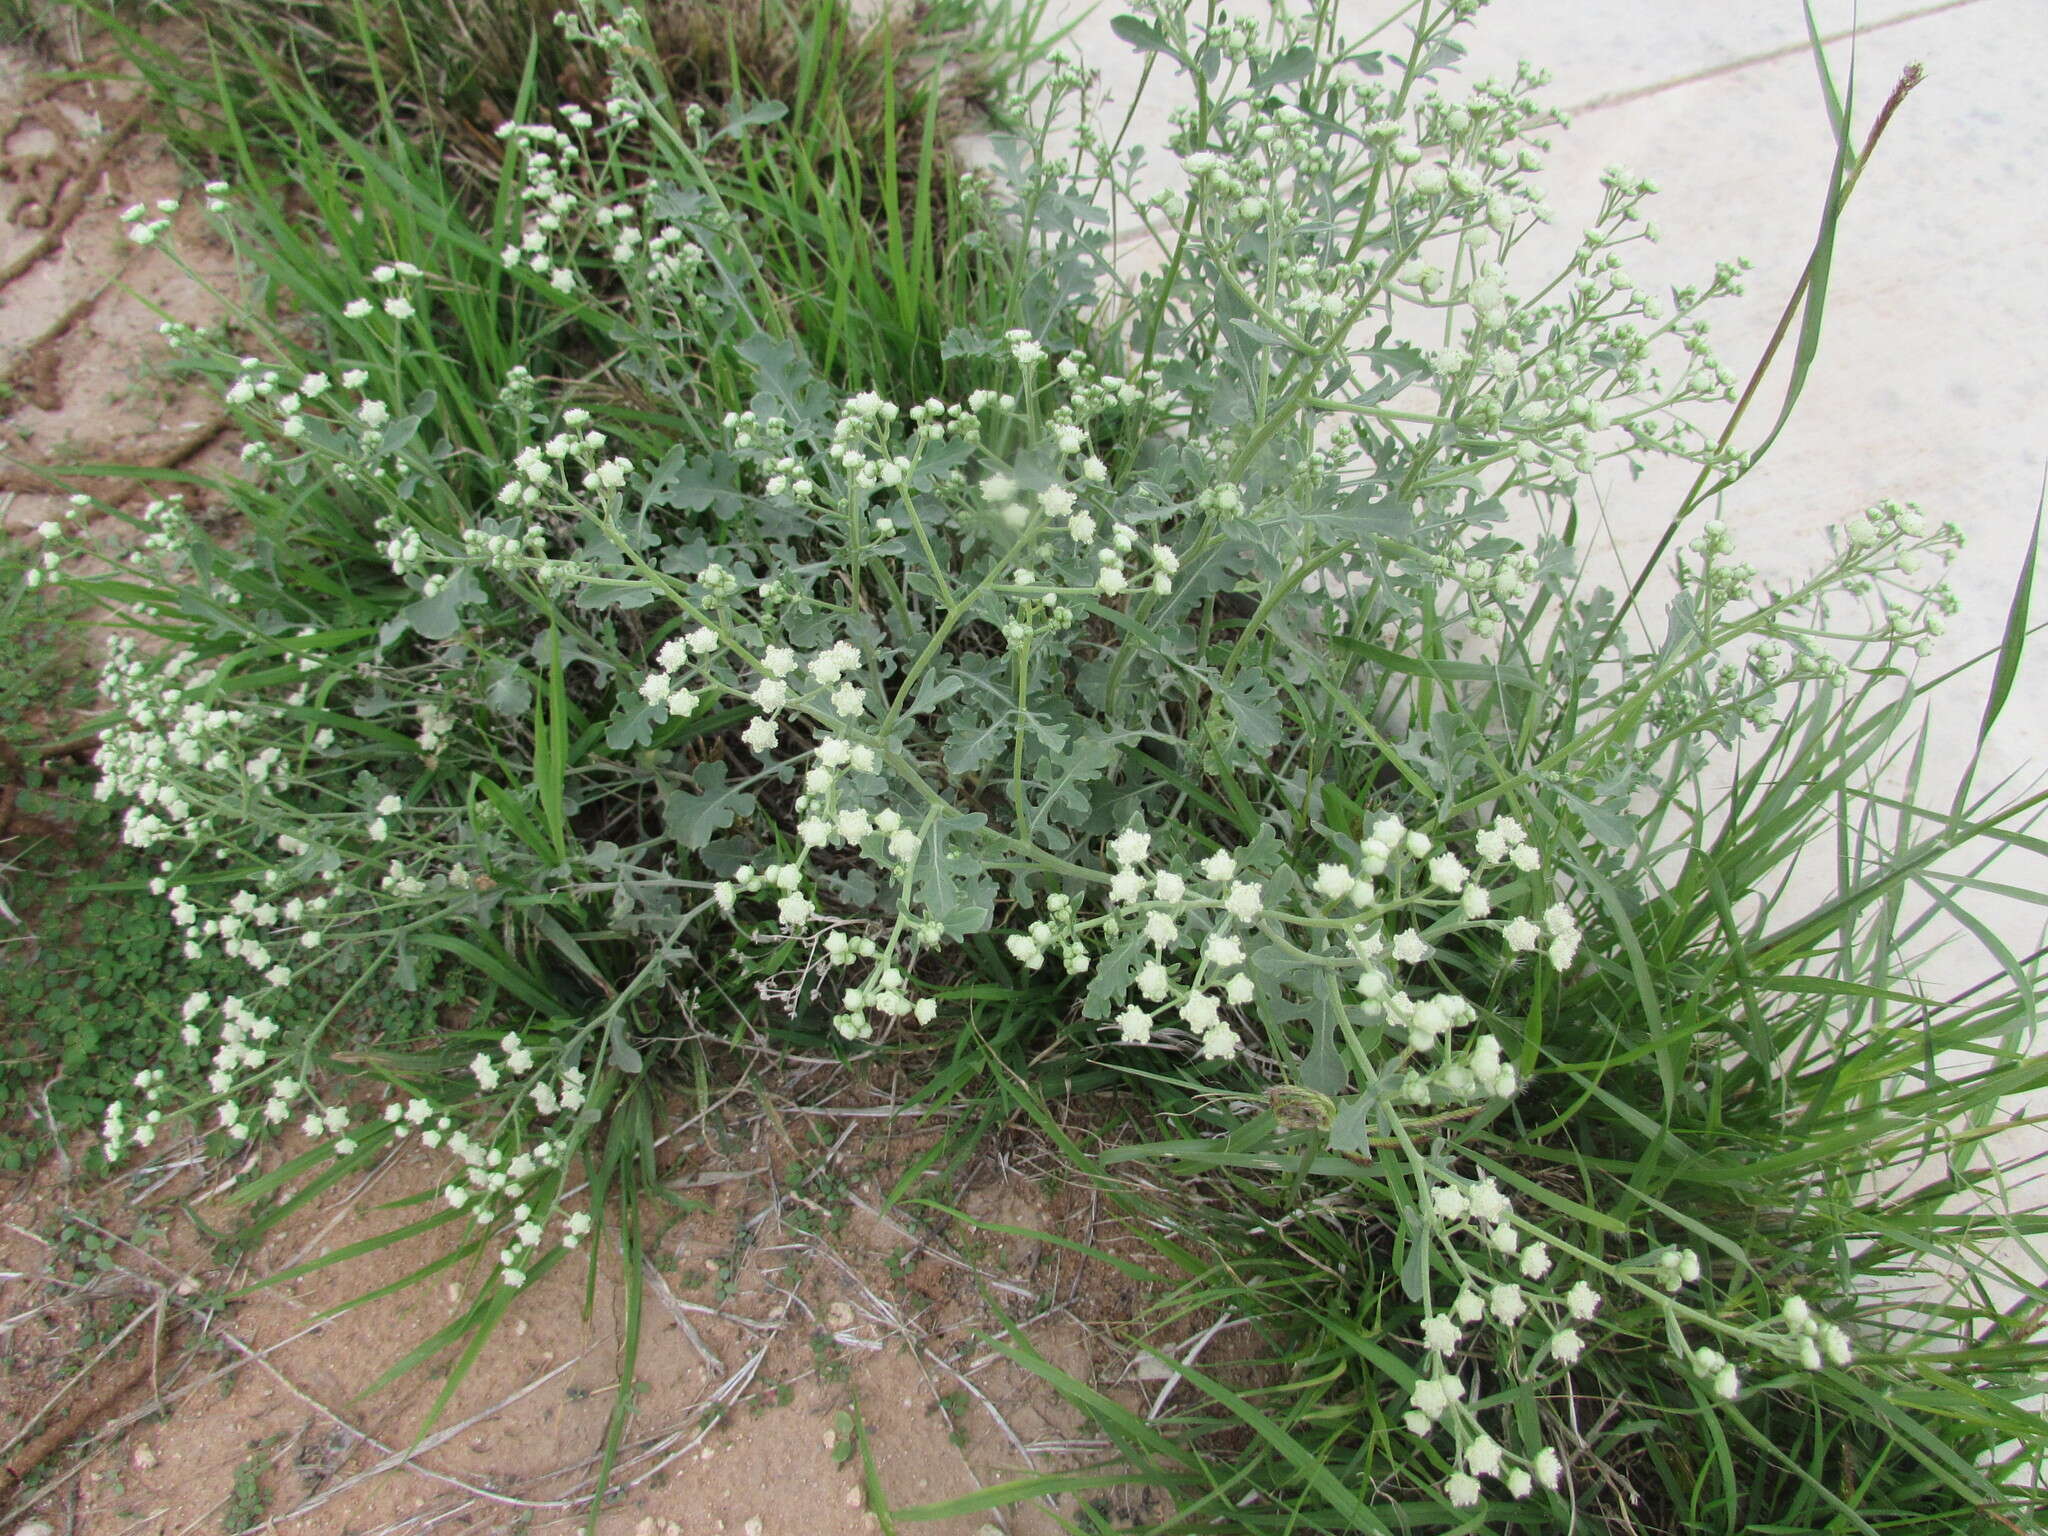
[0,21,240,539]
[1,1069,1184,1536]
[0,26,1190,1536]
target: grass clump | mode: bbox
[31,0,2048,1531]
[118,0,1051,401]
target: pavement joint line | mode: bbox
[1560,0,1986,117]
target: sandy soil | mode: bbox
[2,1070,1181,1536]
[0,24,239,537]
[0,25,1187,1536]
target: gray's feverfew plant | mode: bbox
[49,0,2047,1529]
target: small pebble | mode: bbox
[744,1521,764,1536]
[17,1522,56,1536]
[132,1444,158,1471]
[825,1301,854,1330]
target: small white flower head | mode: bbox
[1464,1434,1504,1479]
[1451,1287,1485,1325]
[1443,1473,1481,1509]
[741,716,779,753]
[1533,1447,1563,1490]
[1466,1179,1515,1228]
[1410,1376,1450,1420]
[1223,881,1264,924]
[1115,1005,1152,1044]
[1109,826,1152,868]
[1502,915,1542,952]
[1203,932,1245,969]
[1428,853,1468,893]
[1506,1468,1534,1499]
[1200,850,1236,882]
[1171,987,1212,1036]
[1565,1280,1602,1321]
[1108,869,1146,904]
[1391,929,1433,965]
[1313,863,1356,903]
[1549,1328,1584,1366]
[1819,1323,1853,1366]
[1145,911,1179,948]
[1420,1314,1461,1356]
[1519,1242,1553,1280]
[343,298,373,319]
[1135,959,1171,1001]
[1429,1184,1469,1222]
[1489,1282,1526,1326]
[1153,871,1187,904]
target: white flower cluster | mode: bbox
[1404,1169,1593,1504]
[701,689,949,1043]
[1098,16,1747,503]
[497,409,635,508]
[16,493,92,588]
[493,118,588,293]
[458,518,550,572]
[208,344,410,466]
[1774,1293,1855,1373]
[340,258,426,322]
[119,196,180,246]
[1071,809,1561,1075]
[420,1032,591,1292]
[1394,1167,1864,1510]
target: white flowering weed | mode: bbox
[55,0,2048,1528]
